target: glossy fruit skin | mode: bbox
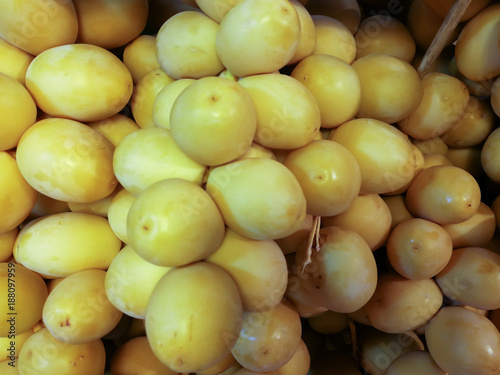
[436,247,500,310]
[42,269,122,344]
[18,328,106,375]
[322,194,392,251]
[363,272,443,334]
[296,226,378,314]
[156,11,223,79]
[351,53,423,124]
[455,4,500,81]
[386,218,453,280]
[0,0,78,55]
[216,0,300,77]
[113,127,206,195]
[384,350,447,375]
[206,228,287,312]
[146,262,243,373]
[291,54,361,128]
[0,263,48,336]
[109,336,180,375]
[406,165,481,225]
[127,178,225,267]
[231,301,302,372]
[238,73,320,150]
[170,76,257,166]
[425,306,500,375]
[0,72,37,151]
[284,140,361,217]
[15,212,121,278]
[0,152,37,234]
[16,118,117,204]
[26,44,132,122]
[398,72,470,140]
[206,158,306,241]
[329,118,416,195]
[105,245,171,319]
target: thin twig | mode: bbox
[301,216,321,273]
[417,0,472,77]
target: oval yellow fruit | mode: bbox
[18,328,106,375]
[0,0,78,55]
[42,269,122,344]
[26,43,132,122]
[0,72,37,151]
[105,245,171,319]
[206,158,306,240]
[15,212,121,278]
[170,76,257,166]
[16,118,117,203]
[146,262,243,373]
[0,151,37,234]
[0,263,48,336]
[216,0,300,77]
[127,178,225,267]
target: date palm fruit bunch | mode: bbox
[1,0,500,374]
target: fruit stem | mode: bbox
[418,0,472,77]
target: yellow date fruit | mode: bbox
[0,263,47,336]
[206,228,287,312]
[206,158,306,240]
[426,306,500,375]
[0,0,78,55]
[0,72,37,151]
[156,11,223,79]
[16,118,117,204]
[146,262,243,373]
[363,272,443,334]
[105,245,171,319]
[170,76,257,166]
[406,165,481,224]
[0,151,37,234]
[15,212,121,278]
[42,269,122,344]
[127,178,225,267]
[216,0,300,77]
[18,328,106,375]
[296,226,378,313]
[436,247,500,310]
[284,140,361,217]
[26,43,133,122]
[231,301,302,372]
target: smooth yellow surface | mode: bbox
[0,263,48,336]
[73,0,148,49]
[291,54,360,128]
[216,0,300,77]
[0,0,78,55]
[26,44,133,122]
[16,118,117,203]
[42,269,122,344]
[105,245,171,319]
[15,212,121,278]
[146,262,242,373]
[127,179,225,267]
[206,158,306,240]
[238,73,320,150]
[113,127,206,195]
[206,228,288,312]
[0,36,33,84]
[156,11,224,79]
[17,328,106,375]
[0,152,37,233]
[170,76,257,166]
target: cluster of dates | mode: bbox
[0,0,500,375]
